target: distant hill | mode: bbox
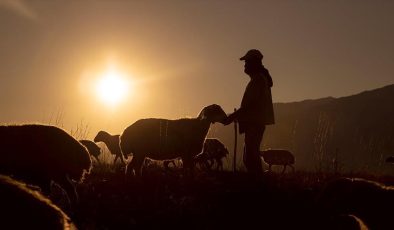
[209,84,394,174]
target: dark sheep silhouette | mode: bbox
[94,131,126,164]
[120,104,227,176]
[325,214,369,230]
[385,156,394,164]
[259,149,295,174]
[318,177,394,230]
[0,175,76,230]
[0,124,92,205]
[80,139,101,163]
[195,138,229,171]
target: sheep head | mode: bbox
[198,104,227,124]
[94,131,110,142]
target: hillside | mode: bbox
[209,84,394,174]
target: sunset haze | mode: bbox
[1,0,393,137]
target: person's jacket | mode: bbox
[232,67,275,133]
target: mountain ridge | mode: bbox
[209,84,394,174]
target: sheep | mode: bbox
[0,124,92,206]
[318,177,394,230]
[93,131,179,170]
[385,156,394,163]
[163,159,180,169]
[144,158,181,171]
[327,214,369,230]
[120,104,227,176]
[94,131,126,164]
[259,149,295,174]
[194,138,229,171]
[0,175,76,230]
[79,139,101,163]
[161,138,229,171]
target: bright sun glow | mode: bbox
[96,68,130,107]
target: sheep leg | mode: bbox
[268,164,272,172]
[49,181,72,214]
[127,154,145,176]
[200,160,208,171]
[216,159,223,171]
[114,154,126,164]
[168,160,176,168]
[289,165,295,173]
[113,155,119,164]
[182,156,195,177]
[196,158,208,170]
[208,159,215,169]
[163,160,177,171]
[56,175,78,206]
[281,165,287,174]
[197,161,206,170]
[94,155,100,163]
[163,160,171,170]
[120,154,126,164]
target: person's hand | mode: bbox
[221,117,232,126]
[221,113,235,125]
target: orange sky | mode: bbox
[1,1,393,138]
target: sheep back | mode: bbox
[318,177,394,230]
[0,175,75,230]
[79,139,101,158]
[0,124,92,184]
[120,118,210,160]
[260,149,295,165]
[94,131,122,156]
[196,138,229,160]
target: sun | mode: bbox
[96,68,130,107]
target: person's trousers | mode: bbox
[243,125,265,176]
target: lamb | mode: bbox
[143,158,181,171]
[385,156,394,163]
[120,104,227,176]
[94,131,126,164]
[318,177,394,230]
[0,124,92,206]
[0,175,76,230]
[194,138,229,171]
[259,149,295,174]
[79,139,101,163]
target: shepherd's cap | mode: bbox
[240,49,263,61]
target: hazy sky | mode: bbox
[1,0,393,137]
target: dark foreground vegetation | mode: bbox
[73,163,394,230]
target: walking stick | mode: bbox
[233,108,238,173]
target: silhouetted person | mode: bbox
[223,49,275,177]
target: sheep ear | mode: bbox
[198,107,208,120]
[200,111,208,120]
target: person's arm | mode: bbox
[223,80,262,125]
[222,110,240,125]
